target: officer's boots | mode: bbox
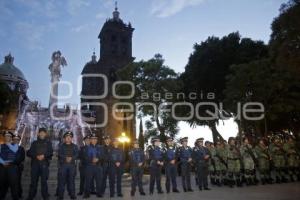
[261,178,266,185]
[237,179,243,187]
[173,188,180,193]
[131,190,135,196]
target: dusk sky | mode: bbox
[0,0,287,141]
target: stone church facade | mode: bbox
[81,5,135,140]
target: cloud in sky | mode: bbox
[96,12,105,19]
[71,24,91,33]
[14,21,46,50]
[151,0,205,18]
[67,0,90,15]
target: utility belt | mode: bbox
[88,162,103,166]
[150,160,162,166]
[228,158,239,161]
[60,161,76,166]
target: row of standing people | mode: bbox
[0,128,212,200]
[206,135,300,187]
[1,128,299,200]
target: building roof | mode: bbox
[0,54,27,81]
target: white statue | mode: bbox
[48,51,67,110]
[48,51,67,81]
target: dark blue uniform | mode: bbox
[0,143,22,200]
[192,146,210,190]
[78,145,87,195]
[165,146,179,193]
[101,144,111,195]
[129,147,145,195]
[177,146,193,191]
[16,145,25,198]
[84,144,103,197]
[148,145,164,194]
[26,138,53,200]
[57,143,79,199]
[109,146,124,197]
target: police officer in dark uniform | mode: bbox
[26,128,53,200]
[129,139,146,196]
[78,135,90,196]
[101,135,111,196]
[165,137,180,193]
[12,134,25,199]
[109,138,124,197]
[192,138,211,191]
[177,137,193,192]
[57,131,79,200]
[0,131,22,200]
[83,133,103,198]
[147,137,164,195]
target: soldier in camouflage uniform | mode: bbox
[283,135,299,181]
[254,138,272,184]
[270,136,287,183]
[214,141,228,186]
[240,137,257,185]
[206,141,216,185]
[227,137,242,187]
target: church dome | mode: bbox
[0,54,27,81]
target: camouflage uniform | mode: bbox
[226,138,242,187]
[214,143,228,186]
[270,138,286,183]
[207,143,216,185]
[283,138,299,181]
[254,143,271,184]
[240,143,256,185]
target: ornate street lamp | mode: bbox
[118,132,130,151]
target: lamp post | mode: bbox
[118,132,130,151]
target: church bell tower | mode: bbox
[81,2,135,141]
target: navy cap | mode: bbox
[180,137,188,143]
[13,134,21,140]
[196,138,204,143]
[3,131,14,137]
[151,137,160,143]
[90,133,98,139]
[63,131,73,138]
[83,135,90,140]
[38,127,47,133]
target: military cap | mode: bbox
[102,135,110,140]
[228,137,235,142]
[151,137,160,143]
[3,131,14,137]
[83,134,90,140]
[196,138,204,143]
[38,127,47,133]
[180,137,188,143]
[13,134,21,140]
[273,135,281,141]
[63,131,73,138]
[90,133,98,139]
[166,136,173,142]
